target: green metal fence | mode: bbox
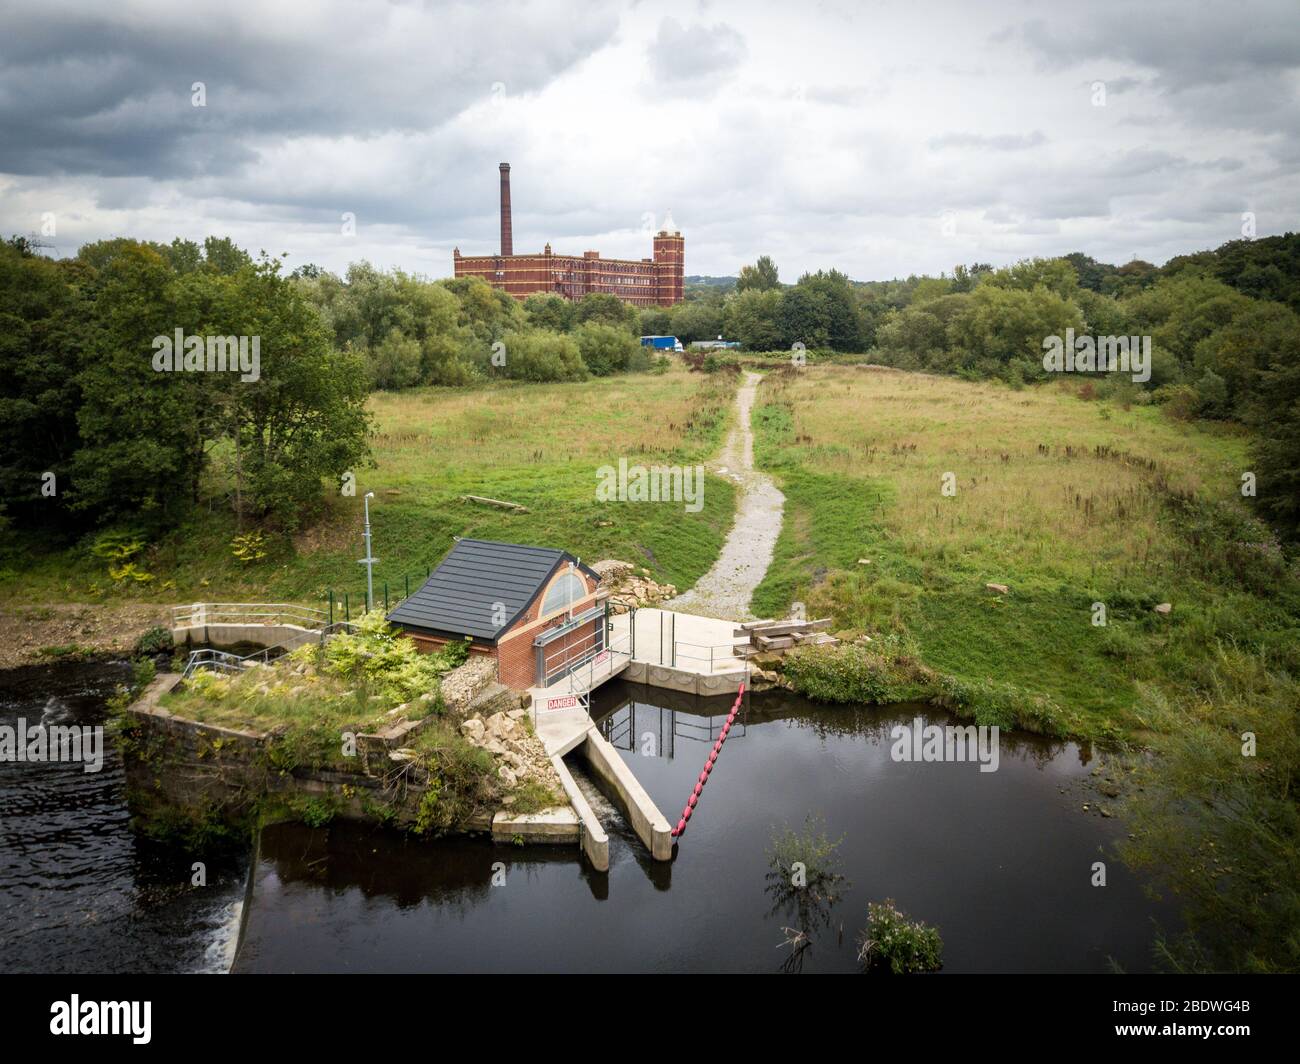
[324,566,431,626]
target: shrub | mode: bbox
[858,899,943,974]
[411,722,496,835]
[575,322,639,376]
[702,353,741,374]
[499,328,588,382]
[932,674,1072,736]
[133,625,174,657]
[782,642,933,705]
[322,610,446,703]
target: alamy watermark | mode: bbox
[0,718,104,773]
[1042,329,1150,383]
[596,458,704,513]
[152,329,261,382]
[890,717,1000,773]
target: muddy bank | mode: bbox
[0,602,163,670]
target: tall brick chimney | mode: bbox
[499,162,513,257]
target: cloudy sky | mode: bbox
[2,0,1297,281]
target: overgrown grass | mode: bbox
[0,364,738,607]
[751,364,1300,972]
[159,612,459,743]
[751,365,1300,738]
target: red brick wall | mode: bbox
[453,243,682,307]
[495,567,601,690]
[654,231,685,306]
[399,567,605,692]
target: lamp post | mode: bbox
[359,491,379,613]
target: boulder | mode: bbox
[1154,602,1172,615]
[460,718,485,743]
[985,583,1010,594]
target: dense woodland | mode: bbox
[1,231,1298,547]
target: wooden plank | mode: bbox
[741,618,832,639]
[460,494,529,513]
[755,635,795,650]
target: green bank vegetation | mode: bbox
[751,365,1299,972]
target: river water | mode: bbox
[235,682,1174,973]
[0,662,247,974]
[1,664,1174,973]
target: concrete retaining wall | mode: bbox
[549,754,609,871]
[581,728,672,861]
[171,622,322,652]
[623,659,747,696]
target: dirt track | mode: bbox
[666,371,785,621]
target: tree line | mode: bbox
[679,239,1298,538]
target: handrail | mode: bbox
[181,643,288,679]
[172,602,328,630]
[563,631,632,696]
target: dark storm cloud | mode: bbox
[1013,1,1300,135]
[0,0,619,178]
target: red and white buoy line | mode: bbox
[670,680,745,839]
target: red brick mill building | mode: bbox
[452,163,684,307]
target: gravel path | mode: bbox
[666,371,785,621]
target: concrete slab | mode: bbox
[624,608,748,675]
[491,806,580,845]
[534,706,594,757]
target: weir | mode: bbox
[169,600,754,871]
[526,607,750,864]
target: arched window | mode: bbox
[540,571,586,617]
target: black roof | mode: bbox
[386,539,599,643]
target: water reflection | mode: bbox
[235,681,1174,973]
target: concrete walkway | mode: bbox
[666,371,784,621]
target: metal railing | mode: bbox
[564,630,632,697]
[181,644,288,679]
[172,602,328,631]
[670,639,749,674]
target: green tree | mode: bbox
[670,298,724,343]
[0,241,87,531]
[500,329,587,382]
[736,255,779,292]
[574,322,641,376]
[723,289,784,351]
[70,242,212,529]
[573,292,638,335]
[523,293,574,332]
[223,257,372,527]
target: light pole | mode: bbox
[359,491,379,613]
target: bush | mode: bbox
[499,328,588,382]
[575,322,640,376]
[782,642,933,705]
[858,899,943,974]
[322,610,447,703]
[133,625,174,657]
[411,721,496,835]
[932,674,1072,736]
[702,353,741,374]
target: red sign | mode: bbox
[546,695,579,711]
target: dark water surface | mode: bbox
[235,682,1174,973]
[0,662,248,974]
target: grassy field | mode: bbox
[751,365,1300,738]
[1,365,738,611]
